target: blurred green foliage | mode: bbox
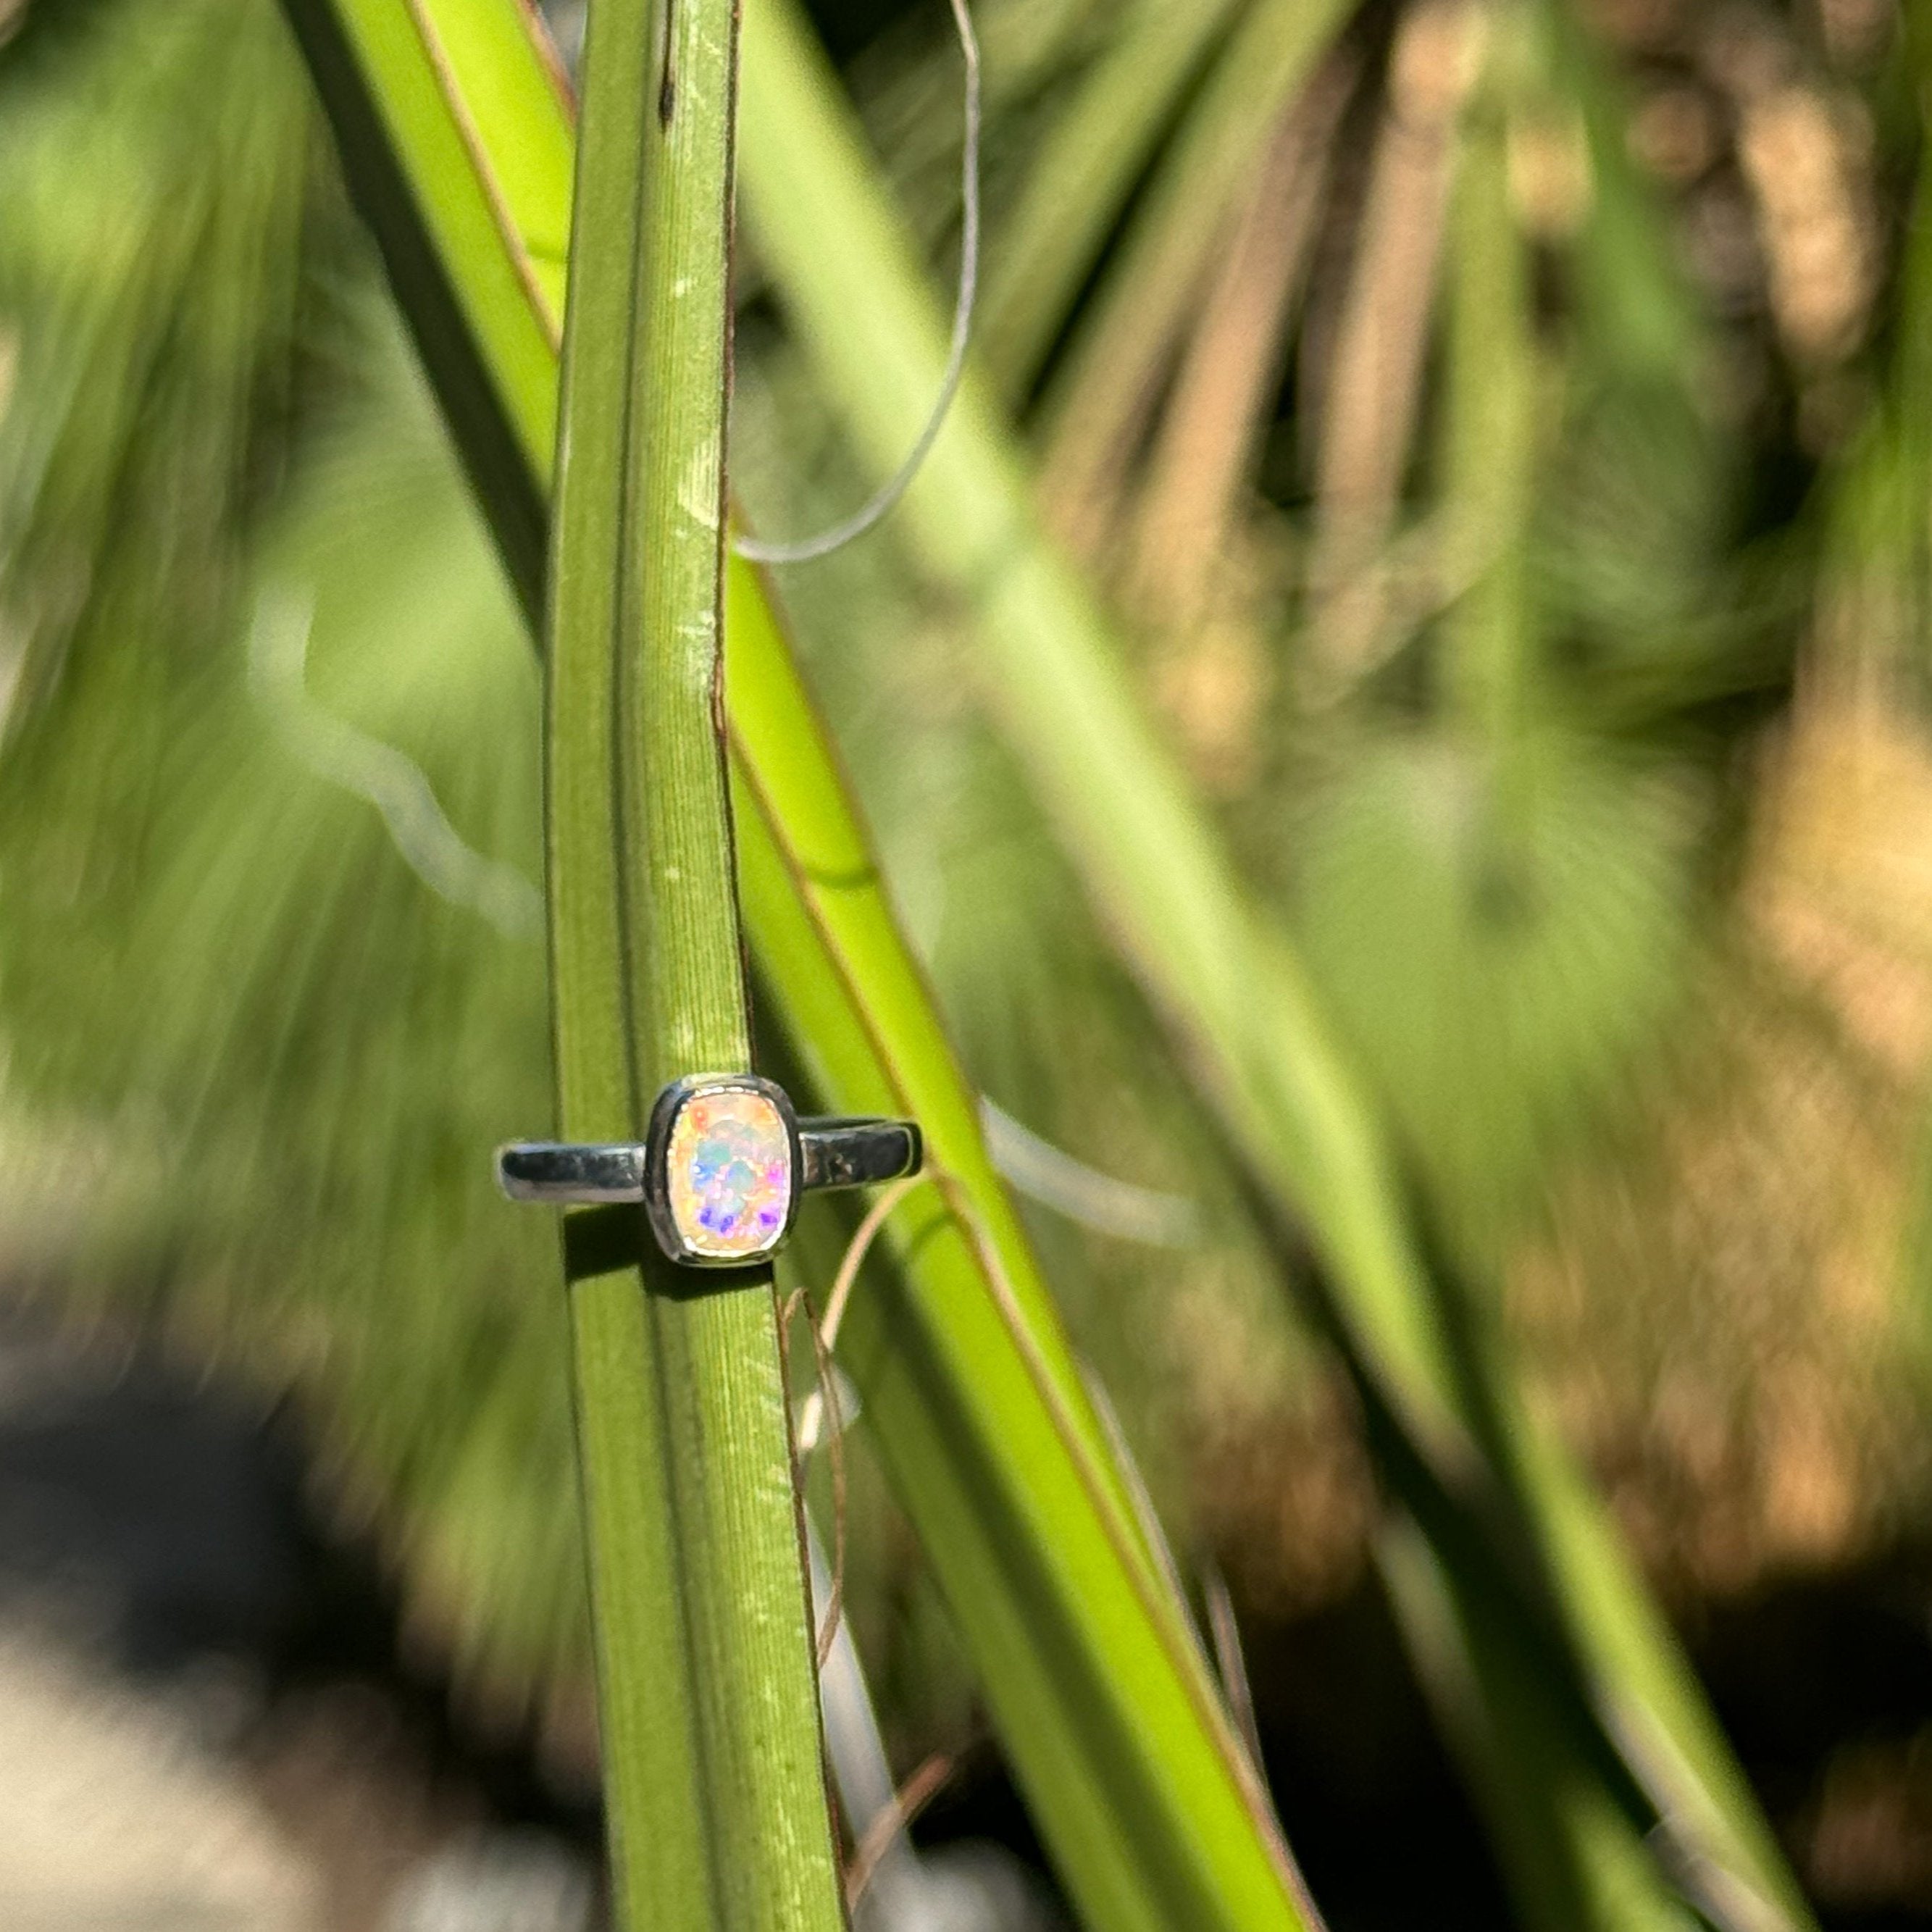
[0,0,572,1692]
[9,0,1932,1919]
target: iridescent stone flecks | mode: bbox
[664,1086,793,1260]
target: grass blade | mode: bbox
[276,0,569,615]
[1437,47,1536,741]
[975,0,1245,392]
[540,0,844,1922]
[726,577,1320,1928]
[1035,0,1352,543]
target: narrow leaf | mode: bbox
[976,0,1246,392]
[544,0,843,1921]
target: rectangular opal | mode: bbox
[664,1085,793,1260]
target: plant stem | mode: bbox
[545,0,842,1923]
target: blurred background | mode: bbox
[5,0,1932,1925]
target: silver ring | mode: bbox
[498,1074,922,1268]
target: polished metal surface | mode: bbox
[798,1118,922,1190]
[497,1140,648,1203]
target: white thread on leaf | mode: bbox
[735,0,980,564]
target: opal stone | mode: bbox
[664,1086,793,1260]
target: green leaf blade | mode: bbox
[544,0,844,1923]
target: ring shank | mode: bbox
[798,1117,923,1192]
[498,1142,647,1203]
[498,1116,920,1206]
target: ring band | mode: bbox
[498,1074,921,1268]
[498,1119,920,1200]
